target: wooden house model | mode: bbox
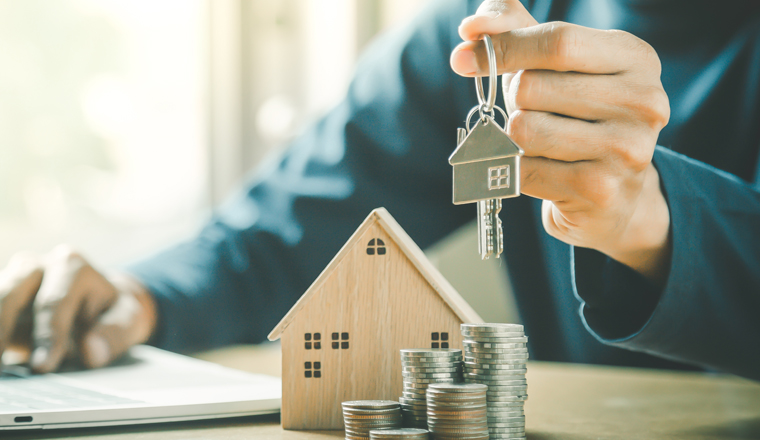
[268,208,483,430]
[449,116,524,204]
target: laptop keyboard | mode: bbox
[0,376,141,412]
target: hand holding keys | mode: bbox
[448,35,523,260]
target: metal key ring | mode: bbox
[465,104,508,133]
[474,34,497,113]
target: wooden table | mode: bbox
[6,343,760,440]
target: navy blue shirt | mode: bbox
[130,0,760,381]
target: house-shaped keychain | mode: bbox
[268,208,483,430]
[449,116,523,205]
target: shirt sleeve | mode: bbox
[572,146,760,381]
[126,0,476,353]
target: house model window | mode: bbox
[331,332,349,349]
[304,361,321,378]
[488,165,510,190]
[305,333,321,350]
[431,332,449,349]
[366,239,386,255]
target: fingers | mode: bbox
[31,246,117,373]
[507,109,614,163]
[0,253,43,365]
[457,0,537,41]
[452,22,656,77]
[81,277,156,369]
[513,110,652,211]
[503,70,670,127]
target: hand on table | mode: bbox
[451,0,672,286]
[0,246,156,373]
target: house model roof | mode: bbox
[448,117,523,165]
[268,208,483,340]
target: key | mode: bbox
[448,35,523,260]
[478,199,503,259]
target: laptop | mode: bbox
[0,345,281,430]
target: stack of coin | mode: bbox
[461,323,528,440]
[399,349,463,428]
[425,383,488,440]
[342,400,403,440]
[369,428,430,440]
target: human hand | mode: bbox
[450,0,672,286]
[0,246,157,373]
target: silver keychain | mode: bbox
[448,34,524,260]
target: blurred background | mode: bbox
[0,0,518,324]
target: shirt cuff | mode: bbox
[572,247,664,340]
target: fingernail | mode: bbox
[31,347,49,371]
[85,334,110,369]
[451,49,478,75]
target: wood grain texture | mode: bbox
[7,350,760,440]
[268,208,482,341]
[280,221,467,429]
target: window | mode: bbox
[488,165,510,190]
[332,331,350,349]
[305,332,321,350]
[431,332,449,349]
[0,0,431,271]
[367,238,386,255]
[304,361,321,378]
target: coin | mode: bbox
[343,401,402,439]
[461,323,528,436]
[462,339,528,346]
[400,349,462,357]
[461,323,524,332]
[368,428,430,440]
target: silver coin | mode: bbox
[461,331,525,339]
[465,369,528,376]
[343,401,401,410]
[483,381,528,388]
[464,355,528,363]
[464,349,527,356]
[464,364,526,372]
[427,383,488,393]
[464,350,528,358]
[467,380,528,388]
[402,366,462,373]
[402,371,463,378]
[427,401,486,409]
[368,428,430,438]
[464,350,527,358]
[400,348,462,357]
[402,358,462,365]
[461,323,524,332]
[486,399,528,406]
[466,370,526,378]
[487,436,526,440]
[486,387,528,394]
[404,376,459,383]
[487,415,524,422]
[487,410,524,417]
[463,338,528,346]
[489,427,526,434]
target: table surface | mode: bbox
[6,343,760,440]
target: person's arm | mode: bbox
[573,147,760,381]
[127,0,475,353]
[0,0,478,369]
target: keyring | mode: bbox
[465,103,508,133]
[474,34,497,113]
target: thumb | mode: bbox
[81,279,156,369]
[458,0,538,41]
